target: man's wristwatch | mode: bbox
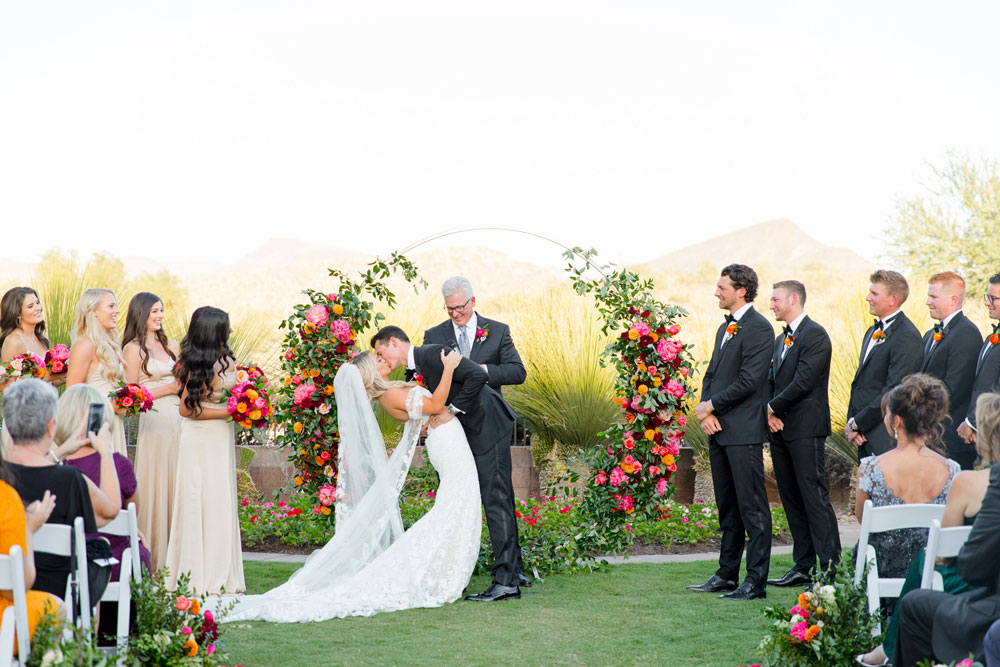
[848,418,859,433]
[447,405,459,416]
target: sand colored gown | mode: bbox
[85,365,128,456]
[163,370,245,595]
[134,356,181,571]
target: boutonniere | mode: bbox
[783,335,795,348]
[414,373,425,388]
[726,321,740,337]
[990,332,1000,346]
[475,324,489,344]
[872,330,887,344]
[932,324,945,342]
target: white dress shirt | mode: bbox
[721,302,752,348]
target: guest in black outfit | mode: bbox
[2,379,120,598]
[847,270,923,458]
[687,264,773,600]
[917,271,982,470]
[894,461,1000,665]
[763,280,840,587]
[957,273,1000,455]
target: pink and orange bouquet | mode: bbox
[109,382,154,417]
[44,344,70,375]
[4,353,47,379]
[226,365,272,430]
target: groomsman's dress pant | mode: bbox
[769,433,841,572]
[473,423,522,586]
[709,438,772,586]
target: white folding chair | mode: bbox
[920,519,973,590]
[853,500,946,635]
[32,517,90,631]
[0,545,30,667]
[98,503,141,650]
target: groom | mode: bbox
[371,325,524,602]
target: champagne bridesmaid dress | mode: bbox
[85,365,128,456]
[134,356,181,572]
[163,370,245,595]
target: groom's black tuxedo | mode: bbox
[966,326,1000,431]
[411,343,522,586]
[919,311,983,469]
[700,305,773,587]
[423,314,526,395]
[848,312,923,458]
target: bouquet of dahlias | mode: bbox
[109,382,155,417]
[44,344,70,375]
[226,365,271,429]
[4,353,47,379]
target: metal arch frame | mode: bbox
[396,227,608,278]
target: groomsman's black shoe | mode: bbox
[685,575,737,593]
[465,583,521,602]
[517,573,533,588]
[720,581,767,600]
[767,569,812,587]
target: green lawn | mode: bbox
[223,555,805,667]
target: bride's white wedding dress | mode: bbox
[224,365,482,622]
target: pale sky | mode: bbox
[2,1,998,270]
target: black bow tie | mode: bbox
[782,325,792,336]
[933,322,944,334]
[874,315,897,331]
[725,314,735,324]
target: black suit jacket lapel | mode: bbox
[469,314,489,363]
[855,324,878,380]
[978,338,997,374]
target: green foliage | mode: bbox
[26,606,110,667]
[239,494,328,547]
[885,152,1000,287]
[758,566,879,667]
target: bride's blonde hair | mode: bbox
[73,288,126,385]
[351,351,413,401]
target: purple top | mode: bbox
[64,452,152,579]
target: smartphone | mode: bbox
[87,402,104,435]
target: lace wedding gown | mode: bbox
[225,366,481,622]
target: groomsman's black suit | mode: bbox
[700,305,773,588]
[966,324,1000,432]
[411,343,522,587]
[919,311,982,469]
[423,314,527,395]
[766,316,841,574]
[847,313,923,458]
[895,463,1000,665]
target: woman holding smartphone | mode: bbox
[163,307,244,595]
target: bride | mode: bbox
[224,349,482,622]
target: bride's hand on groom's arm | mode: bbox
[440,349,461,371]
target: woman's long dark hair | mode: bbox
[0,287,51,351]
[122,292,177,376]
[176,306,233,417]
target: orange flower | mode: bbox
[331,304,344,315]
[872,330,886,341]
[237,402,248,414]
[637,363,647,372]
[644,429,655,440]
[625,413,635,423]
[324,385,335,395]
[246,388,259,401]
[804,625,820,641]
[284,377,293,387]
[240,419,252,429]
[298,449,306,455]
[294,476,303,485]
[293,422,303,434]
[798,592,812,611]
[621,463,635,474]
[638,385,648,395]
[992,333,1000,345]
[321,506,332,515]
[726,322,738,336]
[189,599,201,615]
[650,332,659,342]
[933,332,943,342]
[248,409,262,421]
[303,322,316,334]
[315,456,324,466]
[183,639,198,657]
[628,328,639,340]
[652,377,662,388]
[661,454,675,466]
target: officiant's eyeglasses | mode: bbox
[985,293,1000,305]
[446,298,472,314]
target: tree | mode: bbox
[885,152,1000,287]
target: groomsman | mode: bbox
[957,273,1000,452]
[422,277,526,395]
[846,270,923,458]
[764,280,841,587]
[917,271,982,469]
[688,264,773,600]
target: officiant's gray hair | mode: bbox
[442,277,474,299]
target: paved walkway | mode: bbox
[243,520,862,566]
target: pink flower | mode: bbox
[317,484,336,507]
[50,361,65,373]
[656,477,669,495]
[207,644,216,656]
[327,293,338,302]
[182,626,193,636]
[668,325,680,336]
[656,339,678,362]
[121,396,133,408]
[623,454,636,466]
[677,415,687,427]
[790,604,809,619]
[648,465,661,476]
[330,319,352,343]
[789,619,808,642]
[594,471,608,485]
[204,610,213,622]
[630,395,641,410]
[617,495,634,512]
[666,379,685,398]
[681,516,689,523]
[427,491,436,499]
[313,505,322,515]
[305,305,329,326]
[240,497,249,506]
[324,465,334,477]
[956,660,975,667]
[623,437,635,450]
[175,596,192,611]
[631,321,652,336]
[293,383,318,407]
[608,467,628,486]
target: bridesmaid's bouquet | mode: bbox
[227,365,272,429]
[44,344,70,375]
[109,382,155,417]
[4,353,47,379]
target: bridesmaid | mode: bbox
[163,306,245,595]
[122,292,181,572]
[66,288,128,456]
[0,287,64,388]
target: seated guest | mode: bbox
[59,384,152,579]
[856,374,960,581]
[857,391,1000,666]
[1,379,120,599]
[0,457,61,646]
[894,459,1000,665]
